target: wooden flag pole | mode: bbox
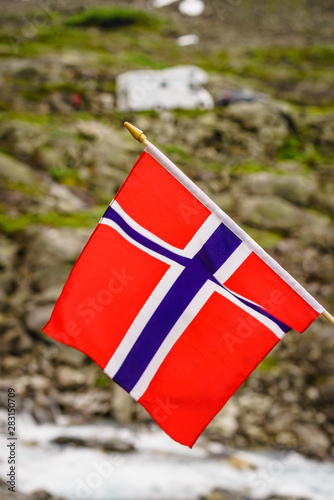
[124,122,334,328]
[322,310,334,326]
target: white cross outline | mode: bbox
[101,202,286,401]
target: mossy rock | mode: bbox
[65,7,161,29]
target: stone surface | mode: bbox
[0,235,17,268]
[0,321,34,354]
[294,424,330,459]
[0,152,36,185]
[21,226,91,291]
[55,346,86,367]
[240,173,317,206]
[0,20,333,466]
[46,183,87,213]
[318,377,334,404]
[224,101,289,143]
[209,400,239,438]
[111,384,136,423]
[239,195,308,233]
[0,120,47,161]
[56,366,86,391]
[25,304,54,335]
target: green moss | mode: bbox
[277,136,305,161]
[174,109,209,119]
[230,162,275,175]
[3,23,96,56]
[276,136,326,166]
[242,226,283,249]
[42,81,88,94]
[48,167,82,186]
[257,356,278,372]
[0,207,105,235]
[160,144,193,165]
[0,211,33,234]
[0,100,10,111]
[196,50,230,73]
[238,46,334,87]
[41,208,105,228]
[95,374,112,389]
[65,7,161,30]
[201,162,223,173]
[161,144,186,156]
[0,111,49,125]
[303,145,328,166]
[123,51,163,69]
[2,12,180,73]
[246,46,334,69]
[197,45,334,106]
[4,180,45,197]
[35,25,90,47]
[15,80,91,103]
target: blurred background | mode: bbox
[0,1,334,499]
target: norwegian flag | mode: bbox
[43,142,323,447]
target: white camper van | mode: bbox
[116,65,214,112]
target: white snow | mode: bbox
[176,34,200,46]
[153,0,205,16]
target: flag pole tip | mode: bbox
[124,122,148,146]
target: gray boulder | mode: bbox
[240,173,317,206]
[21,226,91,291]
[224,101,290,141]
[0,120,47,161]
[239,195,308,233]
[0,152,36,185]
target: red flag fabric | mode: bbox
[43,142,323,447]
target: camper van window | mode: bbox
[189,83,199,92]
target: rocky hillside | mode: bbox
[0,1,334,486]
